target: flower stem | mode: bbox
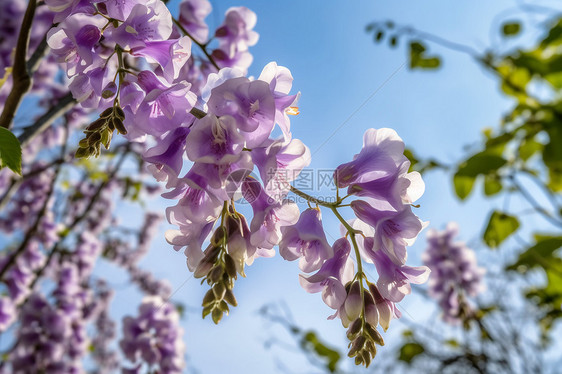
[172,18,220,71]
[289,186,340,208]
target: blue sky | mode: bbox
[78,1,562,373]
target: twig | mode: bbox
[28,148,130,290]
[0,155,60,281]
[172,18,220,70]
[0,0,38,129]
[17,92,76,147]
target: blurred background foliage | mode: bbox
[267,6,562,374]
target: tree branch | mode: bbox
[17,92,76,147]
[0,0,38,129]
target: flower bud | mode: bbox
[209,266,223,283]
[101,82,117,99]
[194,260,213,279]
[100,107,113,118]
[363,292,379,327]
[224,254,237,279]
[346,318,362,340]
[223,288,237,306]
[202,289,215,307]
[114,106,125,120]
[112,117,127,135]
[347,335,365,357]
[364,323,384,346]
[344,281,362,322]
[88,132,101,144]
[86,118,106,132]
[218,300,229,313]
[202,304,213,319]
[202,245,221,263]
[212,282,226,300]
[211,308,223,324]
[211,226,227,246]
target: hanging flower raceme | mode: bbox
[422,222,486,324]
[120,296,186,374]
[35,0,430,369]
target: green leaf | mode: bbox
[483,211,520,248]
[541,19,562,48]
[483,175,502,196]
[456,152,507,178]
[0,127,22,175]
[507,235,562,271]
[453,174,475,200]
[301,331,341,373]
[453,151,507,200]
[398,342,425,364]
[502,22,521,37]
[519,138,543,161]
[409,41,441,70]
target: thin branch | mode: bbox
[0,0,38,129]
[0,156,60,281]
[26,35,50,74]
[509,175,562,228]
[28,148,130,290]
[17,92,76,147]
[172,18,220,70]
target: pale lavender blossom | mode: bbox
[423,222,486,323]
[243,178,300,253]
[120,296,186,374]
[179,0,212,44]
[206,77,276,148]
[299,238,354,309]
[279,208,333,273]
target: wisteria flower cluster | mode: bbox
[423,222,486,324]
[0,0,433,369]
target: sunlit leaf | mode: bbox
[453,174,475,200]
[483,211,520,248]
[502,21,521,37]
[0,127,22,175]
[398,342,425,364]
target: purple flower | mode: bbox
[44,0,95,23]
[107,2,173,49]
[179,0,212,44]
[299,238,354,309]
[242,178,300,253]
[371,249,430,302]
[143,126,190,184]
[215,7,258,57]
[335,128,407,189]
[164,174,223,227]
[68,66,115,108]
[422,222,486,323]
[206,77,276,148]
[131,36,192,83]
[351,201,425,265]
[258,62,299,140]
[120,297,186,374]
[165,221,214,271]
[125,70,197,138]
[188,152,254,193]
[211,49,254,73]
[47,14,105,77]
[186,114,246,164]
[252,138,311,201]
[102,0,149,20]
[279,208,333,273]
[0,297,16,331]
[369,283,402,331]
